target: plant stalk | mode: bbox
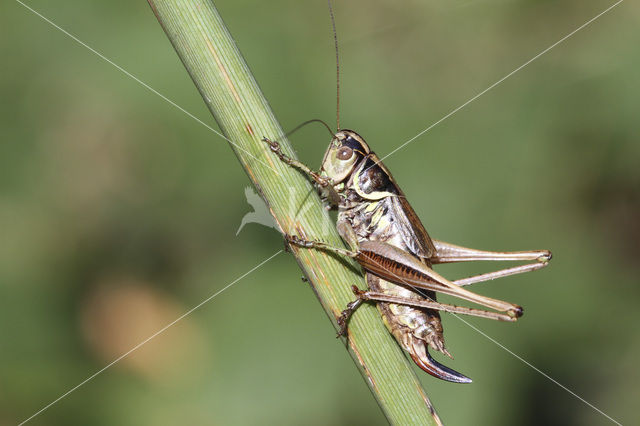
[148,1,442,424]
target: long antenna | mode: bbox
[285,119,334,138]
[327,0,340,131]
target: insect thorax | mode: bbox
[340,193,395,243]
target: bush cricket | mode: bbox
[263,1,551,383]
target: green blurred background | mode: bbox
[1,0,638,425]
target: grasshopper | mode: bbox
[263,2,551,383]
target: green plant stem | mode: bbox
[148,1,442,424]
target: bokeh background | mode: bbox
[1,0,638,425]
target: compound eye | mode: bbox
[337,146,353,160]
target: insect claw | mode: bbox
[539,250,552,263]
[336,318,348,338]
[284,234,306,248]
[336,292,365,338]
[262,137,279,151]
[410,341,472,384]
[336,310,351,338]
[508,305,524,319]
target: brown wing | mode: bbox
[390,194,437,260]
[363,152,436,260]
